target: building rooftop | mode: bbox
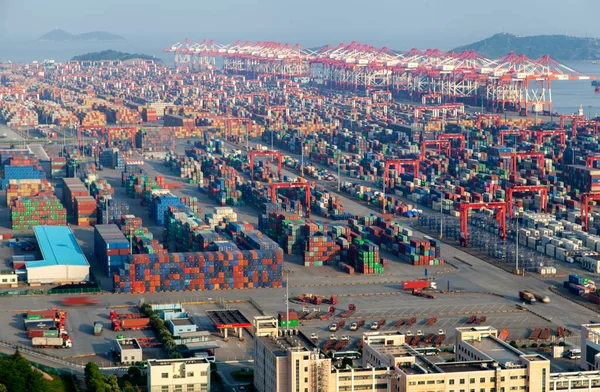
[170,318,194,326]
[206,309,251,329]
[148,358,209,366]
[467,336,522,366]
[26,226,89,268]
[436,362,497,373]
[117,338,141,350]
[259,334,313,357]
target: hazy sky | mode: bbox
[1,0,599,50]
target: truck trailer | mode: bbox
[112,317,150,331]
[31,336,72,348]
[519,291,537,304]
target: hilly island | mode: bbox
[453,33,600,60]
[39,29,125,42]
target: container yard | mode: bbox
[1,39,600,385]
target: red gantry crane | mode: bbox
[532,129,566,147]
[506,185,548,218]
[249,150,283,180]
[459,202,507,247]
[382,159,420,213]
[580,193,600,232]
[420,140,451,160]
[271,182,311,218]
[511,152,545,176]
[587,156,600,168]
[499,129,531,145]
[559,114,585,129]
[476,114,502,129]
[437,133,466,150]
[572,120,599,138]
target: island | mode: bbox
[453,33,600,60]
[39,29,125,42]
[71,50,160,62]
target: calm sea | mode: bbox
[1,40,599,116]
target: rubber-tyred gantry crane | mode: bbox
[559,114,585,129]
[476,114,502,129]
[459,202,507,246]
[572,120,599,138]
[580,193,600,232]
[271,182,311,218]
[381,159,420,213]
[511,152,545,176]
[587,156,600,168]
[506,185,548,218]
[77,125,105,147]
[104,127,136,146]
[420,140,451,160]
[499,129,531,145]
[533,129,566,147]
[249,150,283,180]
[437,134,465,150]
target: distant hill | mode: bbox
[72,50,160,62]
[453,33,600,60]
[39,29,125,42]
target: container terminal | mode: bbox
[1,39,600,390]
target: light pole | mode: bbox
[301,142,305,176]
[284,269,293,334]
[337,152,341,192]
[439,194,443,239]
[515,209,520,274]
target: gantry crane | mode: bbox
[476,114,502,129]
[420,140,451,160]
[437,134,466,150]
[559,114,585,129]
[498,129,530,145]
[459,202,507,247]
[505,185,548,218]
[271,182,311,218]
[532,129,566,147]
[249,150,283,180]
[104,127,136,146]
[77,125,105,147]
[580,193,600,232]
[572,120,599,138]
[587,156,600,168]
[511,152,545,177]
[382,159,420,213]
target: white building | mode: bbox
[147,358,210,392]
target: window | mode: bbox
[124,356,127,361]
[480,378,486,383]
[450,380,455,385]
[460,379,466,384]
[161,387,168,392]
[481,389,485,392]
[510,376,518,380]
[304,367,308,372]
[187,372,194,377]
[200,371,207,377]
[175,386,182,392]
[304,378,308,383]
[187,385,194,392]
[418,381,425,385]
[428,380,435,384]
[305,389,308,392]
[471,378,475,383]
[162,373,169,379]
[1,279,6,283]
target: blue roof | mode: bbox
[26,226,89,268]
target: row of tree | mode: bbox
[139,303,181,358]
[0,351,55,392]
[85,362,121,392]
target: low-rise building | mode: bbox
[168,317,197,336]
[147,358,210,392]
[117,338,142,365]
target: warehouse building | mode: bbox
[25,226,90,284]
[117,338,143,365]
[147,358,210,392]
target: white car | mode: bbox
[438,329,445,335]
[416,330,423,336]
[406,331,413,337]
[329,334,337,341]
[341,335,350,341]
[310,333,318,340]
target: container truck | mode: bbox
[27,329,61,338]
[62,296,100,306]
[31,336,72,348]
[519,290,537,304]
[93,321,103,336]
[25,309,66,321]
[533,293,551,304]
[24,319,58,331]
[112,317,151,331]
[349,320,365,331]
[402,280,436,290]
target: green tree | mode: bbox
[0,350,49,392]
[341,357,353,368]
[0,384,7,392]
[107,374,120,392]
[127,367,141,379]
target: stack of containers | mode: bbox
[236,231,280,251]
[10,196,67,230]
[304,234,339,266]
[350,238,384,274]
[74,196,97,226]
[135,128,176,151]
[50,158,67,179]
[62,178,89,213]
[97,196,130,224]
[179,197,199,214]
[113,248,284,293]
[164,152,204,184]
[5,179,54,206]
[204,206,238,228]
[163,209,208,252]
[1,165,46,190]
[89,180,114,201]
[99,149,117,169]
[149,193,185,226]
[190,230,223,251]
[564,274,591,296]
[94,224,131,276]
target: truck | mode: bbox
[112,318,151,331]
[24,319,58,331]
[370,319,385,330]
[519,290,537,304]
[27,329,61,338]
[329,320,345,332]
[62,296,100,306]
[412,289,436,299]
[402,280,436,291]
[109,311,145,320]
[532,293,551,304]
[349,320,365,331]
[25,309,66,321]
[31,336,72,348]
[94,321,103,336]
